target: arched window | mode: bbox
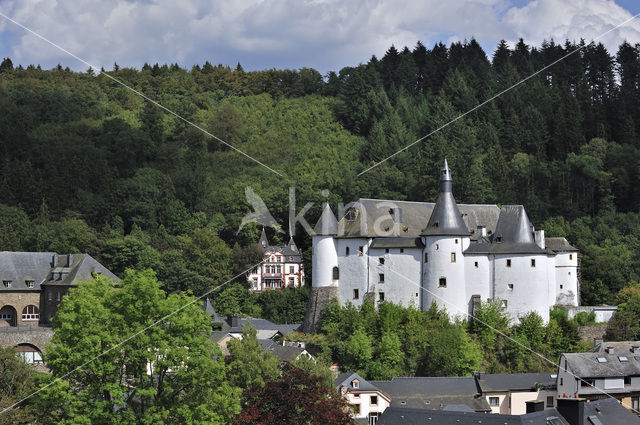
[15,344,43,364]
[332,267,339,280]
[22,305,39,321]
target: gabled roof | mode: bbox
[562,346,640,382]
[335,371,381,393]
[370,377,490,412]
[0,252,119,290]
[545,237,578,252]
[267,344,308,362]
[314,202,338,235]
[377,406,569,425]
[222,316,301,335]
[476,372,557,392]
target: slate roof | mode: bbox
[582,397,640,425]
[267,344,307,362]
[314,202,339,235]
[223,316,301,335]
[563,345,640,380]
[370,237,424,249]
[257,229,303,261]
[335,371,381,393]
[476,372,558,392]
[203,298,224,323]
[422,160,470,237]
[545,237,578,252]
[370,377,490,412]
[377,406,569,425]
[337,199,500,240]
[0,252,119,291]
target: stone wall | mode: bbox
[303,286,340,333]
[0,291,42,326]
[0,325,53,353]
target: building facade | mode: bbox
[247,229,305,291]
[307,161,579,327]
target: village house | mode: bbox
[557,341,640,412]
[247,229,305,291]
[335,371,391,425]
[474,372,558,414]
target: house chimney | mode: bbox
[477,225,487,238]
[556,397,585,425]
[606,346,614,354]
[526,400,545,413]
[534,230,545,249]
[632,345,640,354]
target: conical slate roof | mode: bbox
[287,235,299,252]
[259,227,269,250]
[422,160,470,236]
[314,202,338,235]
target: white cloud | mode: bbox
[0,0,638,73]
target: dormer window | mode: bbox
[2,280,11,288]
[25,280,35,288]
[352,379,360,389]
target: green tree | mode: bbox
[38,270,240,424]
[0,346,38,424]
[226,325,279,391]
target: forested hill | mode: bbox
[1,38,640,306]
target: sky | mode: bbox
[1,0,640,74]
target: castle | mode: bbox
[305,160,579,330]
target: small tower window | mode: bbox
[379,273,385,283]
[332,267,339,280]
[358,246,364,256]
[506,259,511,267]
[508,283,514,290]
[569,254,573,260]
[385,248,389,253]
[379,257,385,265]
[353,289,359,299]
[451,253,456,263]
[474,261,478,268]
[2,280,11,288]
[346,247,350,256]
[501,300,508,309]
[439,278,447,288]
[531,259,536,267]
[379,292,385,301]
[424,253,428,263]
[400,248,404,253]
[455,239,458,244]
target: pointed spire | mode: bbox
[314,202,338,235]
[422,159,470,236]
[288,235,298,252]
[259,227,269,250]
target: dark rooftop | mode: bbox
[377,406,569,425]
[476,372,557,393]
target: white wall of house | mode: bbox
[554,252,578,306]
[344,390,389,420]
[369,247,422,308]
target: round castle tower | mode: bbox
[303,202,340,332]
[421,160,470,318]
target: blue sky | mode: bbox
[1,0,640,74]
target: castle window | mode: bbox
[21,305,39,321]
[353,289,359,299]
[508,283,514,290]
[385,248,389,253]
[379,273,385,283]
[451,253,456,263]
[436,244,439,250]
[400,248,404,253]
[379,257,385,265]
[501,300,508,309]
[25,280,35,288]
[332,267,339,280]
[424,253,428,262]
[506,259,511,267]
[358,246,364,256]
[346,247,350,256]
[56,292,61,302]
[569,254,573,260]
[2,280,11,288]
[560,285,563,289]
[531,259,536,267]
[455,239,458,244]
[379,292,385,301]
[474,261,478,268]
[439,278,447,288]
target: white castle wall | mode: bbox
[492,253,550,323]
[369,247,422,308]
[422,236,468,318]
[312,236,338,288]
[335,238,370,306]
[554,252,579,306]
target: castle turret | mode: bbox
[421,160,470,317]
[259,227,269,250]
[304,202,340,332]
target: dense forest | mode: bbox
[1,37,640,312]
